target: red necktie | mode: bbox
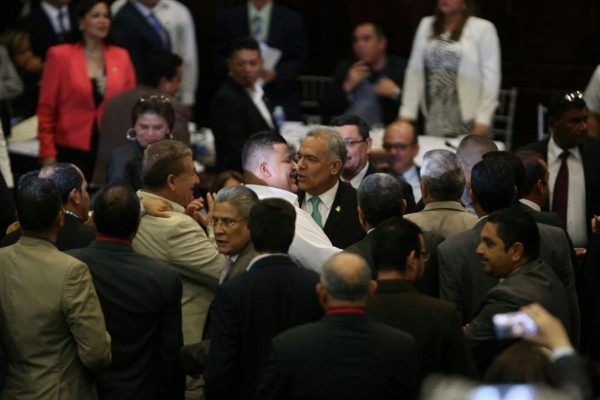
[552,151,570,228]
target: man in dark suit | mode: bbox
[329,113,416,211]
[0,163,95,250]
[346,173,444,297]
[296,127,365,248]
[204,198,323,400]
[438,156,579,344]
[466,208,572,373]
[257,251,419,400]
[216,0,305,120]
[367,217,477,382]
[211,185,259,283]
[113,0,171,83]
[19,0,72,60]
[68,183,185,400]
[518,90,600,247]
[322,22,407,127]
[210,37,276,172]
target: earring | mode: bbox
[126,128,137,141]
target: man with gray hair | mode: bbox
[405,149,477,239]
[258,252,418,399]
[242,131,339,273]
[211,185,259,283]
[297,127,365,248]
[455,135,498,214]
[346,172,444,297]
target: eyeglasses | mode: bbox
[562,91,584,103]
[211,218,246,229]
[382,142,414,151]
[344,139,366,147]
[418,250,430,262]
[139,95,171,104]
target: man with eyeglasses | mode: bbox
[383,121,422,202]
[211,185,259,283]
[204,198,322,400]
[367,217,477,384]
[296,127,365,248]
[518,90,600,247]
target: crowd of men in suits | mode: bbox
[1,0,600,399]
[2,86,600,400]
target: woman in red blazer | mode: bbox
[37,0,136,181]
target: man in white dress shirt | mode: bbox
[242,130,340,272]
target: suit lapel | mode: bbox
[323,182,344,236]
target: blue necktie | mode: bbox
[252,15,263,41]
[147,11,171,51]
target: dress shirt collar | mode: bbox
[245,82,275,129]
[131,0,155,18]
[344,163,369,189]
[246,184,300,207]
[305,180,339,212]
[518,198,541,212]
[41,2,69,33]
[548,135,582,164]
[247,252,288,271]
[248,0,273,18]
[421,200,468,213]
[136,189,185,214]
[401,164,419,181]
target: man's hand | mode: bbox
[591,215,600,234]
[342,60,370,93]
[141,198,173,218]
[40,156,56,166]
[374,77,400,98]
[520,303,572,350]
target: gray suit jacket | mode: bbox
[438,216,580,344]
[0,237,111,399]
[466,259,572,373]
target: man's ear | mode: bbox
[367,280,378,297]
[401,199,407,215]
[56,209,65,229]
[511,242,525,262]
[259,162,270,177]
[167,174,176,191]
[357,206,367,229]
[69,188,80,205]
[330,159,343,176]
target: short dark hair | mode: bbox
[329,114,370,140]
[142,140,192,190]
[487,207,540,262]
[210,170,245,194]
[547,90,587,119]
[93,183,140,239]
[229,36,260,58]
[38,163,83,205]
[471,157,515,213]
[17,178,62,232]
[515,151,547,197]
[485,341,557,387]
[141,52,183,88]
[373,217,422,273]
[357,173,404,226]
[66,0,117,45]
[354,20,386,39]
[248,198,296,253]
[482,151,525,199]
[242,130,287,172]
[131,95,175,131]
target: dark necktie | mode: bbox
[57,9,67,41]
[147,11,171,51]
[552,151,570,227]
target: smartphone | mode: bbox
[493,311,537,340]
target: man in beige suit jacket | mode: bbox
[0,177,111,400]
[405,149,477,239]
[133,140,225,345]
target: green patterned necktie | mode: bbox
[309,196,323,228]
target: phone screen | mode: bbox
[493,311,537,340]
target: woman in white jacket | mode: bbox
[398,0,500,137]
